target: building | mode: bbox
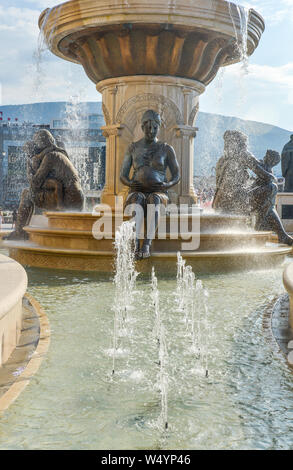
[0,111,106,209]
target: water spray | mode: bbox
[111,221,138,375]
[151,267,169,431]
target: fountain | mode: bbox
[4,0,291,273]
[2,1,293,450]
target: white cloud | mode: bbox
[0,0,292,131]
[248,63,293,100]
[201,61,293,130]
[241,0,293,25]
[223,62,293,106]
[0,6,39,34]
[18,0,61,7]
[0,3,98,105]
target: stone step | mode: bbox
[24,226,271,252]
[44,211,251,232]
[7,242,292,274]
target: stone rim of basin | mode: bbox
[38,0,265,85]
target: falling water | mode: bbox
[176,252,186,313]
[151,267,168,430]
[111,221,138,375]
[176,253,196,333]
[151,267,160,344]
[63,96,90,188]
[33,6,63,100]
[176,252,209,376]
[196,280,209,378]
[228,2,250,74]
[158,323,169,430]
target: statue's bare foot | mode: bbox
[5,230,28,241]
[134,240,142,261]
[140,243,151,259]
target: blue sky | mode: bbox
[0,0,292,130]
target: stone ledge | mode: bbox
[263,294,293,371]
[0,294,50,412]
[0,254,28,365]
[283,263,293,329]
[0,254,27,322]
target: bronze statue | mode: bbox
[120,109,180,259]
[8,129,84,240]
[213,131,293,245]
[213,130,252,214]
[281,134,293,192]
[249,150,293,245]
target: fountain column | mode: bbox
[97,75,205,207]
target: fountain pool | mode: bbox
[0,252,292,450]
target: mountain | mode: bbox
[0,102,290,176]
[0,101,102,124]
[195,112,291,177]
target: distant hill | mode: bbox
[195,112,291,177]
[0,101,290,176]
[0,101,102,124]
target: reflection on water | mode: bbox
[0,262,293,450]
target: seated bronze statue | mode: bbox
[120,109,180,259]
[213,130,293,245]
[8,129,84,240]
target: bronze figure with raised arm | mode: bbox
[120,109,180,259]
[213,130,293,245]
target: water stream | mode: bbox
[228,1,250,74]
[0,252,292,449]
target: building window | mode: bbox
[53,120,63,128]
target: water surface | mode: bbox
[0,261,292,450]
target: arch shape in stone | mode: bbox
[115,93,184,132]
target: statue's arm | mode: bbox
[165,145,180,189]
[26,159,34,184]
[245,151,274,183]
[31,155,53,190]
[120,145,133,187]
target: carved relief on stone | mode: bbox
[101,124,124,138]
[102,103,111,126]
[115,93,184,129]
[188,103,199,127]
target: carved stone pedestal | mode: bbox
[97,75,205,207]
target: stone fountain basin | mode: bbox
[39,0,264,85]
[5,211,291,274]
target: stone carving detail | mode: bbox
[102,103,111,126]
[102,125,124,138]
[188,104,199,127]
[115,93,184,126]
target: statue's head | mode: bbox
[290,134,293,141]
[223,130,248,156]
[33,129,56,152]
[23,140,37,157]
[264,149,280,167]
[141,109,161,142]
